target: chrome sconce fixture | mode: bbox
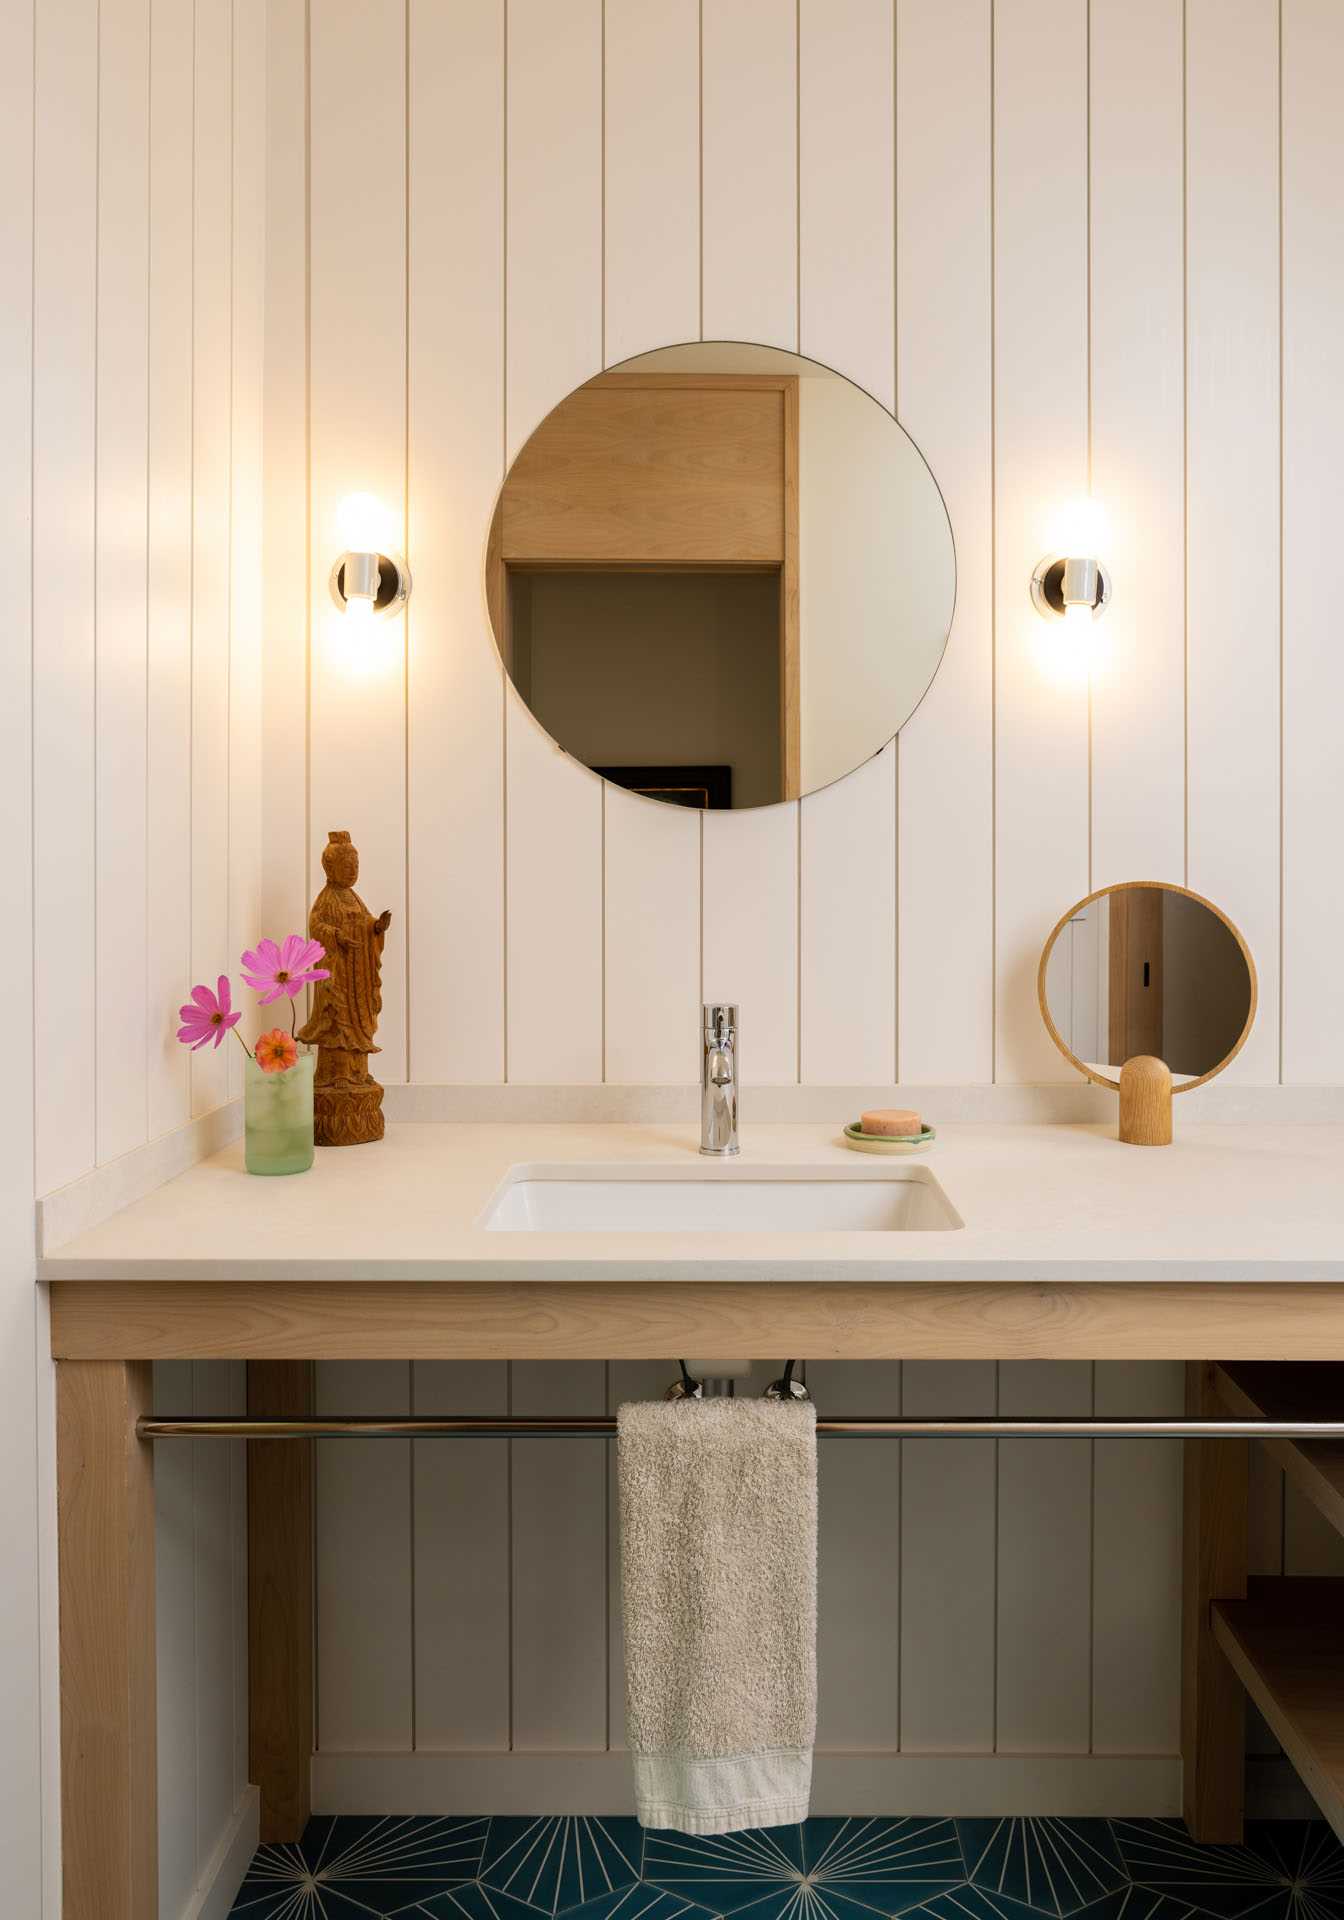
[329,546,412,619]
[1030,551,1112,627]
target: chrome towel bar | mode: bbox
[138,1414,1344,1441]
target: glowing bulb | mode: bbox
[1063,601,1094,646]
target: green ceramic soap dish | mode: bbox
[842,1121,936,1155]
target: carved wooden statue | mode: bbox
[297,831,392,1146]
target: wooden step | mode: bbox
[1213,1576,1344,1845]
[1214,1361,1344,1539]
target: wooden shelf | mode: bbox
[1214,1362,1344,1539]
[1213,1577,1344,1844]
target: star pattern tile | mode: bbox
[959,1820,1128,1917]
[228,1816,1344,1920]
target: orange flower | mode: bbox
[255,1028,299,1074]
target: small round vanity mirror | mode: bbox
[1038,882,1257,1146]
[486,341,955,808]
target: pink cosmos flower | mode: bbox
[240,934,330,1005]
[255,1028,299,1073]
[177,977,243,1050]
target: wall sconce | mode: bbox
[1031,551,1112,631]
[329,547,412,621]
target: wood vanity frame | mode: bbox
[49,1276,1344,1920]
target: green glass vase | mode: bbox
[244,1051,315,1175]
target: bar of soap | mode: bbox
[861,1107,922,1137]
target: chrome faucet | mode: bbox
[700,1004,740,1155]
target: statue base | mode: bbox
[313,1079,384,1147]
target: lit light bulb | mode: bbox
[1063,600,1094,646]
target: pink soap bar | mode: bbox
[861,1107,922,1137]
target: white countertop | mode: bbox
[36,1121,1344,1284]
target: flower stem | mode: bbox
[233,1026,254,1061]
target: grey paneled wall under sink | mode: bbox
[309,1359,1344,1812]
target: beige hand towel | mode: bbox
[617,1397,817,1835]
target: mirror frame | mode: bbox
[1036,879,1258,1094]
[481,342,958,811]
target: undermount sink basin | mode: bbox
[481,1166,962,1232]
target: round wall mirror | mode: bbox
[486,341,956,808]
[1038,881,1257,1144]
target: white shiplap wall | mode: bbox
[267,0,1344,1102]
[254,0,1344,1809]
[10,0,267,1908]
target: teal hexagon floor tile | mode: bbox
[553,1884,722,1920]
[480,1817,645,1916]
[907,1885,1064,1920]
[643,1823,808,1917]
[794,1817,967,1918]
[1112,1819,1344,1920]
[231,1816,489,1917]
[417,1883,608,1920]
[958,1821,1127,1917]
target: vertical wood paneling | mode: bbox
[600,0,701,1086]
[800,746,896,1083]
[702,0,797,349]
[702,804,799,1084]
[96,0,152,1161]
[997,1362,1093,1751]
[285,0,1344,1805]
[229,0,267,1093]
[798,0,893,411]
[1088,0,1185,891]
[604,0,700,365]
[506,702,605,1083]
[147,0,195,1141]
[504,0,605,1085]
[1092,1361,1183,1754]
[796,5,896,1083]
[309,0,409,1082]
[0,0,42,1898]
[1281,0,1344,1083]
[260,0,310,945]
[190,0,235,1116]
[1185,0,1280,1083]
[407,0,506,1085]
[992,0,1091,1081]
[32,0,98,1193]
[413,1363,511,1750]
[506,0,602,456]
[605,788,700,1085]
[810,1362,902,1747]
[901,1362,997,1751]
[511,1364,608,1750]
[895,0,995,1085]
[316,1361,414,1749]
